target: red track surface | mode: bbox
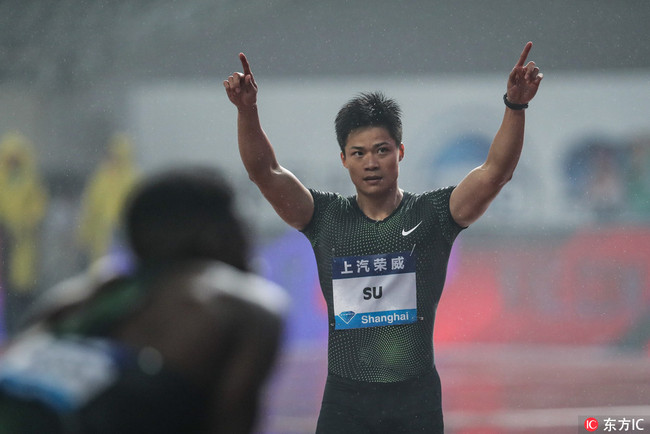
[257,342,650,434]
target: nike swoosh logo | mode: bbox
[401,221,422,236]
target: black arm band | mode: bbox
[503,93,528,110]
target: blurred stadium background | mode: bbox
[0,1,649,432]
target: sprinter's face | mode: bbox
[341,126,404,198]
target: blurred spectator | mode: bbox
[625,136,650,220]
[565,140,626,223]
[76,133,138,266]
[0,166,288,433]
[0,132,48,336]
[589,146,625,222]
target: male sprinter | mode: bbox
[225,42,542,433]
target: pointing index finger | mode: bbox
[516,41,533,67]
[239,52,253,77]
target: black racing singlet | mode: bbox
[302,187,464,383]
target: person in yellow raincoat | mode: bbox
[0,132,48,335]
[77,133,138,267]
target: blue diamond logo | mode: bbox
[339,311,356,324]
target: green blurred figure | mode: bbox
[77,133,138,266]
[0,132,48,335]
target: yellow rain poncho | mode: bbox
[77,133,139,264]
[0,133,48,293]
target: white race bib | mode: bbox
[332,252,417,329]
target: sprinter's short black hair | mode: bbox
[335,91,403,152]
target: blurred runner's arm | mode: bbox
[206,296,284,433]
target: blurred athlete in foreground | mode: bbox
[225,42,542,433]
[0,166,288,434]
